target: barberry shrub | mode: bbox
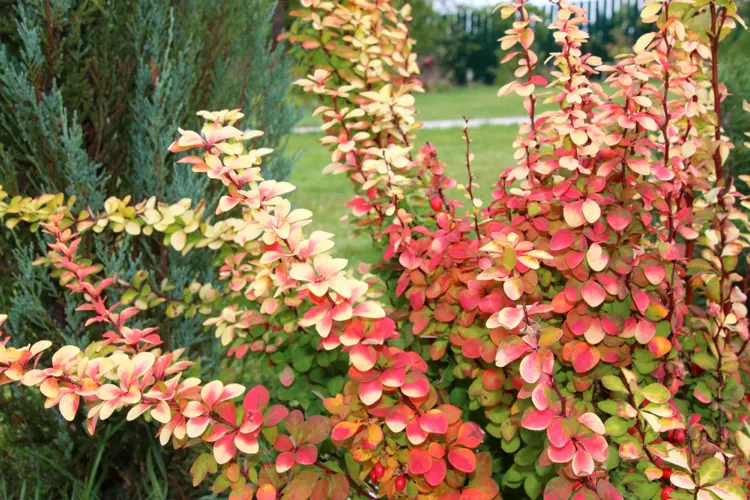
[1,0,749,499]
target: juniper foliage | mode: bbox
[0,0,299,496]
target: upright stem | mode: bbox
[462,118,481,240]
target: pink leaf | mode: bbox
[635,320,656,344]
[522,408,555,430]
[295,444,318,465]
[263,405,289,427]
[547,418,575,448]
[244,385,270,412]
[420,410,448,434]
[550,229,575,251]
[235,432,259,454]
[547,441,575,463]
[350,344,378,372]
[408,447,433,475]
[519,351,542,384]
[577,413,605,434]
[571,449,595,476]
[402,373,429,399]
[448,447,476,473]
[579,435,609,462]
[571,343,600,373]
[275,451,296,473]
[581,281,606,308]
[495,337,531,367]
[279,365,295,388]
[201,380,224,408]
[59,393,79,422]
[358,378,382,406]
[455,422,485,448]
[503,277,524,300]
[386,408,408,433]
[331,421,361,441]
[492,307,525,329]
[643,262,666,285]
[582,199,601,224]
[407,419,428,445]
[213,433,236,465]
[424,458,447,487]
[606,206,632,231]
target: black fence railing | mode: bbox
[441,0,647,85]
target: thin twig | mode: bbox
[461,118,481,240]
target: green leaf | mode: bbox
[641,383,670,404]
[634,481,660,499]
[121,288,139,304]
[693,381,713,403]
[501,465,524,489]
[692,352,718,371]
[345,453,360,481]
[604,446,620,470]
[697,458,724,486]
[450,387,468,406]
[655,321,671,337]
[514,446,541,466]
[706,481,747,500]
[211,473,231,494]
[327,376,344,395]
[524,474,542,499]
[486,423,503,438]
[488,407,510,424]
[292,353,314,373]
[597,400,619,415]
[502,435,521,453]
[601,375,628,393]
[605,416,631,437]
[406,480,418,498]
[190,453,217,487]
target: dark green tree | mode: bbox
[0,0,299,497]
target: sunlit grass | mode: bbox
[296,85,552,127]
[287,125,520,259]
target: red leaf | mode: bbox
[448,447,476,473]
[550,229,575,251]
[571,342,600,373]
[408,447,433,475]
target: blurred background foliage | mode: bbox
[0,0,299,497]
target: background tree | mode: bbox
[0,0,299,496]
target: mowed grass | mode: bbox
[287,125,519,259]
[297,85,550,127]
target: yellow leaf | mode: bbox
[570,130,588,146]
[171,230,187,251]
[633,33,656,54]
[582,199,601,224]
[640,3,662,20]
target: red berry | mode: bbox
[369,470,379,483]
[430,197,443,211]
[662,467,672,481]
[690,363,704,376]
[395,476,407,491]
[373,463,385,478]
[627,426,638,436]
[661,487,675,500]
[671,429,686,445]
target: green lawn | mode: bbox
[287,125,519,259]
[297,85,548,127]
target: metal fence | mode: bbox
[443,0,646,84]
